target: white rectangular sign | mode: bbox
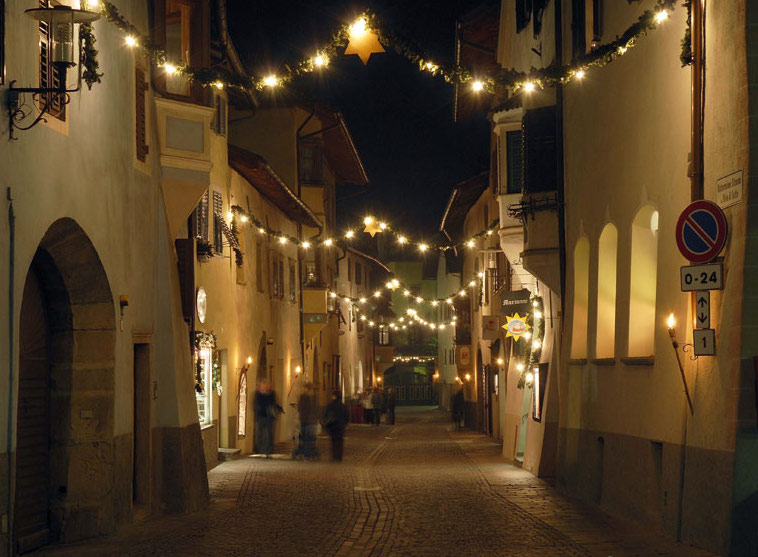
[693,329,716,356]
[695,291,710,329]
[681,263,723,291]
[716,170,743,209]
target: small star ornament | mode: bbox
[344,18,385,65]
[363,217,382,237]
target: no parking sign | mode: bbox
[675,200,728,263]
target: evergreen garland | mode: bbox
[79,22,103,89]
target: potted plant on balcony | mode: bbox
[197,239,214,262]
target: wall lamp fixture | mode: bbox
[7,5,100,139]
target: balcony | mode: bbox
[303,284,329,341]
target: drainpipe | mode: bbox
[6,187,15,556]
[296,107,317,380]
[690,0,705,202]
[554,0,566,303]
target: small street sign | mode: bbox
[693,329,716,356]
[681,262,723,291]
[675,200,728,263]
[695,291,710,329]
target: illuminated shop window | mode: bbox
[595,223,618,358]
[628,206,659,357]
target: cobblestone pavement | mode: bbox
[36,409,714,557]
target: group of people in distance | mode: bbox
[254,380,395,463]
[349,386,396,427]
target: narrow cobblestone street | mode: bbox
[36,409,713,557]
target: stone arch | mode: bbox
[16,218,115,550]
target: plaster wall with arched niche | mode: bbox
[627,206,659,358]
[595,224,618,359]
[570,235,590,359]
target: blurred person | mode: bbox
[363,388,374,424]
[451,387,464,430]
[386,387,396,425]
[323,390,349,462]
[371,388,382,425]
[296,382,319,459]
[254,380,283,457]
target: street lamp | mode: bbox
[7,5,100,138]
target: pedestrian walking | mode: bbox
[451,387,464,430]
[295,382,319,459]
[371,388,382,425]
[254,380,283,457]
[363,388,374,424]
[323,390,349,462]
[386,387,396,425]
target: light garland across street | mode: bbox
[85,0,677,100]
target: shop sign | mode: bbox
[458,346,470,366]
[196,287,207,324]
[482,316,500,340]
[716,170,743,209]
[500,288,531,316]
[503,313,530,341]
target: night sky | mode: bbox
[227,0,493,238]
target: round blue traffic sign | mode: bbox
[675,200,728,263]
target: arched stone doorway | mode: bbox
[16,219,115,553]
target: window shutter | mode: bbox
[505,130,524,194]
[135,67,149,162]
[572,0,587,57]
[523,107,556,193]
[38,0,64,120]
[196,191,209,241]
[212,191,223,253]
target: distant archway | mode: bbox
[16,218,115,552]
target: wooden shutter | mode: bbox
[523,106,556,193]
[38,0,64,120]
[212,191,223,253]
[175,239,195,324]
[195,191,209,241]
[135,68,149,162]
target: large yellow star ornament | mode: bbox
[344,18,385,65]
[503,313,531,341]
[363,216,382,237]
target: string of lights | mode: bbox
[87,0,677,100]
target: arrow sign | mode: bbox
[695,291,710,329]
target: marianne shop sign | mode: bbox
[501,288,531,316]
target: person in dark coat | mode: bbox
[254,380,283,457]
[386,388,396,425]
[323,390,349,462]
[296,382,319,459]
[451,387,465,430]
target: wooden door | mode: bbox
[16,266,50,552]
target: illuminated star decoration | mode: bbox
[503,313,531,341]
[362,216,382,237]
[344,17,385,65]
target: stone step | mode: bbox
[217,448,241,461]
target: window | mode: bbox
[378,325,390,346]
[165,0,192,95]
[289,259,296,303]
[38,0,65,120]
[570,236,589,359]
[592,0,602,47]
[355,262,363,285]
[213,95,227,136]
[256,242,264,292]
[271,254,284,299]
[523,107,556,193]
[515,0,532,32]
[192,191,209,242]
[572,0,586,57]
[212,191,223,254]
[628,206,659,357]
[299,140,324,183]
[347,257,352,282]
[194,343,212,426]
[135,67,149,162]
[596,224,618,358]
[505,130,523,194]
